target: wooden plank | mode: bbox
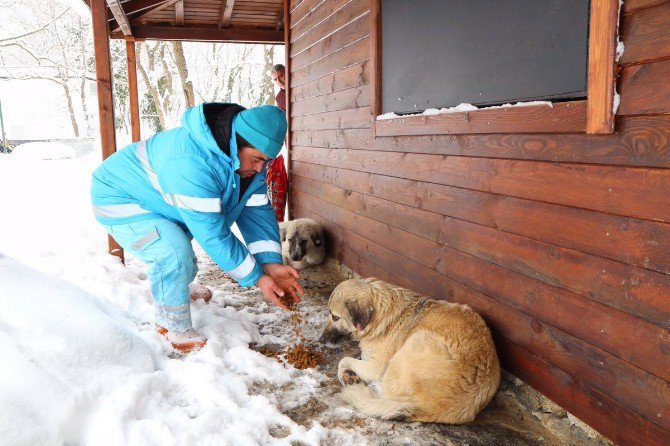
[130,0,179,22]
[232,11,281,18]
[293,184,670,374]
[290,106,370,131]
[620,2,670,64]
[125,38,141,142]
[291,60,369,102]
[290,84,369,116]
[107,0,132,35]
[623,0,670,14]
[290,0,322,25]
[291,11,368,71]
[498,340,670,446]
[290,0,350,44]
[290,146,670,223]
[109,0,164,18]
[231,13,279,20]
[291,115,670,168]
[174,0,184,25]
[290,0,368,57]
[618,60,670,115]
[291,36,369,87]
[586,0,618,134]
[112,25,284,42]
[293,172,670,318]
[462,287,670,434]
[91,0,123,261]
[375,101,587,136]
[289,0,306,13]
[233,7,283,14]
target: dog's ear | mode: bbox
[280,226,287,242]
[345,300,373,331]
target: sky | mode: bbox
[0,147,350,445]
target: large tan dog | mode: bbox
[319,278,500,424]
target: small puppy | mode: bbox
[319,278,500,424]
[279,218,326,269]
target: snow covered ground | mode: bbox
[0,150,345,445]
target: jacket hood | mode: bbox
[181,103,246,159]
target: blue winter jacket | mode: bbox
[90,103,282,287]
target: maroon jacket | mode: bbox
[275,88,286,112]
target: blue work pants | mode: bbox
[103,219,197,331]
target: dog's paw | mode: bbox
[341,369,362,385]
[337,357,356,385]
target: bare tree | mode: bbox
[261,45,275,105]
[0,0,94,137]
[137,41,168,131]
[171,41,195,108]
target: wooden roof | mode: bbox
[91,0,285,43]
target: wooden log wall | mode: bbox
[287,0,670,444]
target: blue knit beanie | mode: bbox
[233,105,287,159]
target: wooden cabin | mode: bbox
[89,1,669,444]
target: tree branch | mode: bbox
[0,7,71,46]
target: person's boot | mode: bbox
[189,283,213,303]
[156,325,207,353]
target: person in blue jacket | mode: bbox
[91,103,304,353]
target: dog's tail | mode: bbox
[340,384,415,421]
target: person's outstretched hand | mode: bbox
[262,263,304,307]
[257,275,293,309]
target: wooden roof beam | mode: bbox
[112,25,284,43]
[218,0,236,28]
[108,0,165,20]
[107,0,132,35]
[109,0,172,32]
[132,0,180,23]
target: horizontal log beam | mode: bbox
[111,25,284,43]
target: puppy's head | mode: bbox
[281,219,325,268]
[318,278,375,345]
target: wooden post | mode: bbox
[125,38,141,143]
[91,0,124,261]
[586,0,618,134]
[283,0,292,220]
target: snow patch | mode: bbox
[11,142,75,160]
[616,41,625,62]
[613,92,621,114]
[0,155,342,445]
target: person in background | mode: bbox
[271,64,286,112]
[267,64,288,222]
[91,103,303,353]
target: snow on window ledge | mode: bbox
[376,100,554,121]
